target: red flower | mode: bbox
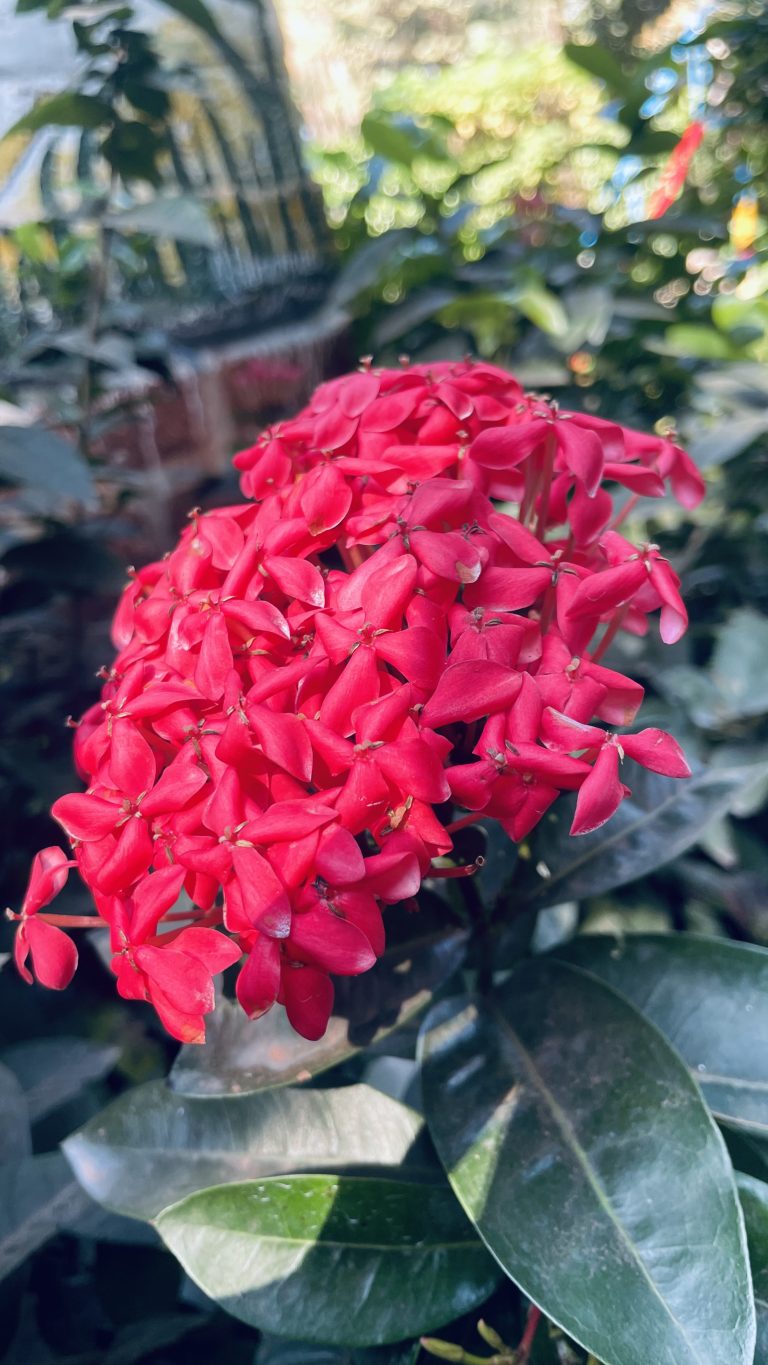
[647,121,704,221]
[12,848,77,989]
[14,359,696,1041]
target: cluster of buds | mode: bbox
[9,360,703,1044]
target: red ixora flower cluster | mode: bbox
[9,359,703,1044]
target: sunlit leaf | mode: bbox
[64,1082,427,1220]
[420,959,755,1365]
[156,1175,500,1346]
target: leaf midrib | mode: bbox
[157,1222,480,1254]
[489,1001,710,1365]
[697,1072,768,1094]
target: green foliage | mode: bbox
[156,1175,499,1345]
[64,1083,427,1219]
[420,961,754,1365]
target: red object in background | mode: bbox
[646,120,705,220]
[11,360,704,1042]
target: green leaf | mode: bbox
[736,1174,768,1361]
[514,759,768,911]
[1,1037,119,1123]
[631,129,682,155]
[327,232,414,309]
[652,325,746,361]
[374,287,459,348]
[419,960,755,1365]
[121,78,171,120]
[0,426,96,512]
[659,611,768,728]
[155,0,221,40]
[0,1062,31,1163]
[105,195,218,247]
[0,1153,90,1281]
[102,120,165,185]
[2,529,125,594]
[506,284,569,338]
[361,114,420,166]
[257,1335,420,1363]
[710,609,768,722]
[171,899,467,1096]
[563,42,626,91]
[6,92,111,136]
[551,933,768,1136]
[63,1082,426,1221]
[687,416,768,470]
[156,1174,500,1346]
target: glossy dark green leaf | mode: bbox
[1,1037,119,1122]
[551,933,768,1136]
[156,1174,500,1346]
[736,1174,768,1362]
[420,960,754,1365]
[563,41,626,90]
[63,1082,425,1220]
[0,1062,30,1163]
[476,820,519,908]
[660,610,768,728]
[517,760,768,911]
[710,610,768,721]
[0,1153,90,1281]
[171,900,467,1096]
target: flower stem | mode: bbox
[592,603,628,663]
[445,813,484,835]
[430,857,485,879]
[27,914,107,929]
[516,1306,542,1363]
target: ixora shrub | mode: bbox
[9,360,768,1364]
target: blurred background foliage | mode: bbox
[1,0,768,1361]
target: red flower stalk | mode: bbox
[11,360,701,1041]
